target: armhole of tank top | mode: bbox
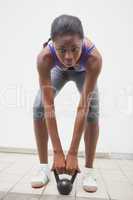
[83,37,96,55]
[86,44,96,55]
[47,43,56,66]
[48,43,63,67]
[79,41,87,66]
[79,40,96,66]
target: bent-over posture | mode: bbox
[31,14,102,192]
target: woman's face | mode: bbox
[53,34,83,68]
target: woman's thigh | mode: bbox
[33,67,68,120]
[71,71,100,123]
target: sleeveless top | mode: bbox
[47,38,95,72]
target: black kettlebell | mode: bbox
[53,170,78,195]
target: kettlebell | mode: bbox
[53,169,78,195]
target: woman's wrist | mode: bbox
[53,148,64,155]
[68,149,78,156]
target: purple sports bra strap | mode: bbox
[48,43,62,66]
[86,44,95,55]
[48,43,56,65]
[80,43,96,65]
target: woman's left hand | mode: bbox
[65,153,81,175]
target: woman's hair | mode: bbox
[43,14,84,48]
[43,38,51,48]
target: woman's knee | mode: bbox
[33,105,44,120]
[86,91,99,123]
[87,111,99,123]
[33,89,44,120]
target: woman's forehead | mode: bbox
[54,35,82,46]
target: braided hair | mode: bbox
[43,38,51,48]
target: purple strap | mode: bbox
[48,43,62,66]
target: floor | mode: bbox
[0,153,133,200]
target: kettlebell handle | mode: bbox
[71,170,78,184]
[53,169,78,184]
[53,169,60,182]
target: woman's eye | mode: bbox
[71,47,77,52]
[71,47,80,52]
[61,48,67,53]
[56,47,80,54]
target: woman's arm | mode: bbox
[68,43,102,156]
[37,48,63,154]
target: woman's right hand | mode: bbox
[51,151,66,174]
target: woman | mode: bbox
[31,14,102,192]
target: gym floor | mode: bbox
[0,152,133,200]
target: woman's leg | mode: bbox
[84,86,99,168]
[72,71,100,168]
[33,67,68,164]
[84,120,99,168]
[33,116,49,163]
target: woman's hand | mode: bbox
[51,151,66,174]
[65,153,81,175]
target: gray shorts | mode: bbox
[33,66,99,123]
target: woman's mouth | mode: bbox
[65,62,73,66]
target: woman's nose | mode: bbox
[64,51,73,60]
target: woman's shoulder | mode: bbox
[37,45,54,70]
[37,44,53,61]
[83,37,95,49]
